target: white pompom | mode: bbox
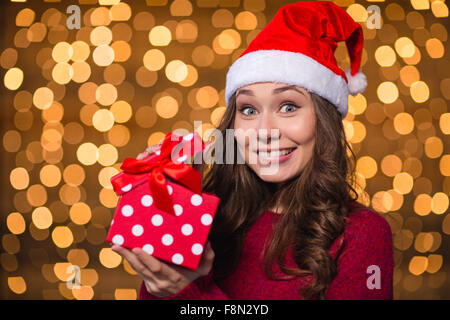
[345,69,367,95]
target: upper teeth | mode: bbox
[259,149,294,157]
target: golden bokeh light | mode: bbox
[409,256,428,276]
[98,144,118,166]
[1,48,18,69]
[3,130,21,152]
[115,289,138,300]
[110,2,132,21]
[70,202,92,225]
[375,45,397,67]
[149,25,172,46]
[196,86,219,109]
[8,277,26,295]
[63,164,86,187]
[217,28,241,51]
[76,142,99,166]
[143,49,165,71]
[395,37,415,58]
[59,184,81,206]
[99,187,119,208]
[410,81,430,103]
[135,66,158,87]
[96,83,118,106]
[90,26,113,46]
[90,7,111,26]
[40,164,61,187]
[52,62,73,85]
[71,61,91,83]
[99,248,122,269]
[93,109,115,132]
[27,22,47,42]
[394,113,414,135]
[356,156,378,179]
[235,11,257,30]
[4,67,24,90]
[16,8,35,27]
[425,38,444,59]
[52,41,73,63]
[107,124,131,147]
[32,206,53,229]
[175,19,198,43]
[33,87,54,110]
[110,100,132,123]
[192,45,214,67]
[98,167,119,189]
[431,192,449,215]
[394,172,414,195]
[147,131,166,147]
[179,64,198,87]
[27,184,48,207]
[10,167,29,190]
[377,81,399,104]
[155,95,179,119]
[424,136,444,159]
[51,226,73,248]
[170,0,193,16]
[111,40,131,62]
[7,212,26,235]
[93,45,115,66]
[210,106,226,127]
[165,59,188,83]
[71,41,90,62]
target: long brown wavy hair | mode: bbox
[201,89,361,300]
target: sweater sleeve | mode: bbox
[139,269,230,300]
[325,209,394,300]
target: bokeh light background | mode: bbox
[0,0,449,300]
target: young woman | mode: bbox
[112,1,394,300]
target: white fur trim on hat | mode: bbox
[225,49,349,119]
[344,69,367,95]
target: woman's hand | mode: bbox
[111,241,215,298]
[136,143,162,160]
[136,140,214,175]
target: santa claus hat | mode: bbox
[225,1,367,119]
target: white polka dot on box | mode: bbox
[106,177,220,270]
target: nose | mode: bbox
[257,111,280,145]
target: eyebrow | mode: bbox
[236,85,307,97]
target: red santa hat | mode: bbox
[225,1,367,119]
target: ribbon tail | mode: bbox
[149,169,176,215]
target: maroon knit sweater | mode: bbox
[139,201,394,300]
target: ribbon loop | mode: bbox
[114,132,204,215]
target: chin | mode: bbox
[254,167,298,184]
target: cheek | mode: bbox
[282,117,316,144]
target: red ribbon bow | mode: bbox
[119,133,204,215]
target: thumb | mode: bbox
[196,241,214,276]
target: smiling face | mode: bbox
[233,82,316,185]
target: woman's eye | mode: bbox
[280,103,299,113]
[239,106,257,116]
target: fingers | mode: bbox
[112,245,148,276]
[136,152,148,160]
[146,143,161,154]
[136,143,162,160]
[133,248,182,284]
[131,248,164,274]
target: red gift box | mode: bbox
[106,132,220,270]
